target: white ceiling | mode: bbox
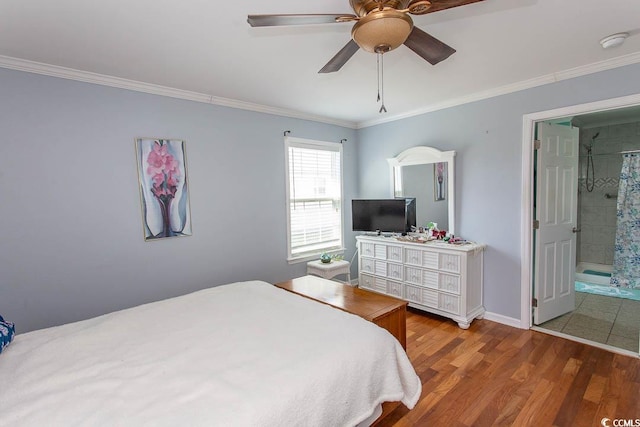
[1,0,639,128]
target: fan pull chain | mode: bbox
[376,53,381,102]
[377,52,387,114]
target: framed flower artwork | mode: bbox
[434,162,446,201]
[135,138,192,241]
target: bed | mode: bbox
[0,280,421,426]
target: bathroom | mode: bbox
[576,119,640,290]
[539,111,640,353]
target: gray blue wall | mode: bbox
[2,61,640,332]
[0,68,358,332]
[357,62,640,320]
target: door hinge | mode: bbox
[533,220,539,230]
[532,298,538,308]
[534,139,541,150]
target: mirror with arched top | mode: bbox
[387,146,456,235]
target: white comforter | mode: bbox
[0,281,421,426]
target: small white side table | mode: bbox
[306,259,351,284]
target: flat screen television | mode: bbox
[352,198,416,234]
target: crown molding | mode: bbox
[0,55,358,129]
[357,51,640,128]
[2,51,639,131]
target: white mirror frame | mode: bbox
[387,146,456,235]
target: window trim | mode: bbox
[284,136,344,264]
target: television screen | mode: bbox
[404,198,416,232]
[352,199,413,233]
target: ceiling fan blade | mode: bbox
[318,40,360,74]
[412,0,484,14]
[404,27,456,65]
[247,14,357,27]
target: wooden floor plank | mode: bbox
[533,357,583,426]
[614,380,640,420]
[377,309,640,427]
[511,378,555,426]
[594,365,623,424]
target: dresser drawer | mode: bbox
[404,284,459,314]
[361,258,375,274]
[360,274,402,298]
[438,273,461,295]
[404,267,461,295]
[364,259,403,280]
[386,280,403,298]
[386,245,403,262]
[439,252,461,273]
[387,263,403,281]
[403,266,437,289]
[359,273,375,290]
[359,274,386,293]
[404,266,422,286]
[404,247,462,274]
[404,284,421,303]
[439,293,460,314]
[361,241,403,262]
[404,248,438,269]
[405,248,427,267]
[377,244,403,262]
[360,242,376,258]
[404,284,438,308]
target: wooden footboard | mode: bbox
[275,276,407,349]
[371,401,401,426]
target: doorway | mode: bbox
[537,117,640,353]
[521,94,640,356]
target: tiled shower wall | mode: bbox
[578,121,640,265]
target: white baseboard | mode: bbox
[483,311,526,329]
[348,285,525,329]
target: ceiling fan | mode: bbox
[248,0,484,73]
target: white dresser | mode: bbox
[356,235,485,329]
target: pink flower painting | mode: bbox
[136,138,192,240]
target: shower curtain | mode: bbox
[611,153,640,289]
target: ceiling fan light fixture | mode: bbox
[351,10,413,53]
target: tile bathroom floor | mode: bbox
[539,291,640,353]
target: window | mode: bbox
[285,136,343,262]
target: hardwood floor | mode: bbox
[378,308,640,427]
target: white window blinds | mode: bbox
[285,137,343,260]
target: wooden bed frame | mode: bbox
[275,275,409,425]
[275,275,407,348]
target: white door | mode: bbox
[533,122,579,324]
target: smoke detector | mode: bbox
[600,33,628,49]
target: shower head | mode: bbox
[584,131,600,151]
